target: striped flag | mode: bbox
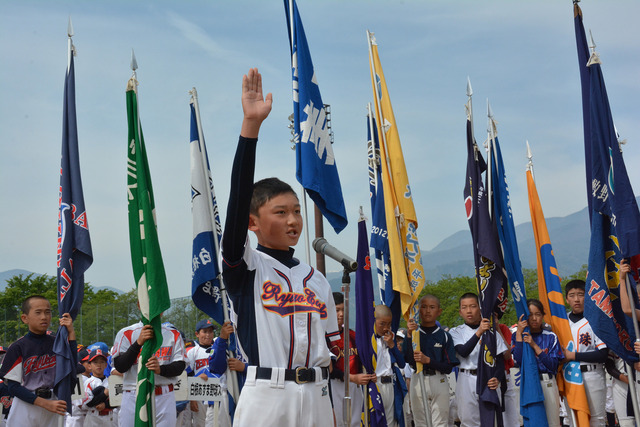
[526,168,590,426]
[284,0,348,233]
[354,217,387,427]
[54,33,93,412]
[367,31,426,326]
[126,70,171,427]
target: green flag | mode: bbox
[126,75,171,427]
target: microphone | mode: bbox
[312,237,358,272]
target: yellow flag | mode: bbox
[367,31,426,371]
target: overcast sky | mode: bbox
[1,0,639,299]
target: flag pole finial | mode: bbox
[130,49,138,72]
[526,140,535,178]
[466,77,473,98]
[587,29,602,66]
[67,16,74,38]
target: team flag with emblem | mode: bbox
[366,31,426,328]
[54,28,93,413]
[189,90,227,326]
[578,17,640,363]
[463,102,506,427]
[284,0,348,233]
[354,216,387,427]
[126,60,172,427]
[366,108,400,333]
[526,166,591,426]
[488,124,545,425]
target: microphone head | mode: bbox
[312,237,327,253]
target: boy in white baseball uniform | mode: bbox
[563,280,608,427]
[184,319,215,427]
[111,321,185,427]
[82,348,116,426]
[449,293,508,427]
[222,68,339,427]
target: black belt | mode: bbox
[539,372,554,380]
[580,364,599,373]
[423,368,438,376]
[255,367,329,384]
[460,368,477,376]
[380,375,394,384]
[34,388,52,399]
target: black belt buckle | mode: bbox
[295,367,313,384]
[35,387,52,399]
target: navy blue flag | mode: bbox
[574,3,593,219]
[189,99,226,326]
[366,112,400,332]
[583,43,640,364]
[463,116,506,427]
[354,217,387,427]
[490,135,546,425]
[284,0,348,233]
[55,45,93,412]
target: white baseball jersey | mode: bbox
[375,337,393,376]
[449,323,508,370]
[568,315,607,361]
[111,322,185,389]
[233,245,339,369]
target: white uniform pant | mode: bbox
[330,379,364,427]
[377,381,396,427]
[6,395,61,427]
[233,366,332,427]
[180,400,206,427]
[84,409,117,427]
[539,373,561,427]
[502,373,519,427]
[455,370,480,427]
[205,395,231,427]
[118,388,176,427]
[410,372,450,427]
[582,367,606,427]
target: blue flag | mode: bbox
[54,45,93,412]
[490,135,546,425]
[366,112,400,332]
[284,0,348,233]
[463,115,506,427]
[354,218,387,427]
[190,98,226,326]
[583,44,640,364]
[574,3,593,219]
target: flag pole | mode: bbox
[129,49,157,427]
[189,88,240,401]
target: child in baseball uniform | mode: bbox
[222,68,340,427]
[65,347,91,427]
[449,293,508,427]
[184,319,216,427]
[563,280,608,427]
[0,295,75,427]
[82,348,116,426]
[404,295,458,427]
[513,299,564,427]
[111,320,185,427]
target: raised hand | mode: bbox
[240,68,273,138]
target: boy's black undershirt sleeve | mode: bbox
[455,334,480,358]
[223,136,257,267]
[6,379,37,405]
[575,347,608,364]
[113,341,142,373]
[86,385,108,407]
[159,361,186,378]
